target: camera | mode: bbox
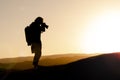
[41,23,48,29]
[40,23,48,32]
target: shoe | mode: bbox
[34,65,38,70]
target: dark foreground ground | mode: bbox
[1,53,120,80]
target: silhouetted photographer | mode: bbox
[25,17,48,69]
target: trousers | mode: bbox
[31,42,42,65]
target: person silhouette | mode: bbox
[25,17,48,69]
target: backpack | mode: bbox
[25,26,32,46]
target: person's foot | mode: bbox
[34,65,39,70]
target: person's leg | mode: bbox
[31,42,42,69]
[33,50,41,67]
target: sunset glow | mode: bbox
[1,0,120,58]
[82,11,120,53]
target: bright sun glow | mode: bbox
[82,11,120,53]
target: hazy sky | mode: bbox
[1,0,120,58]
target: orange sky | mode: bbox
[1,0,120,58]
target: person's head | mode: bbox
[35,17,43,24]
